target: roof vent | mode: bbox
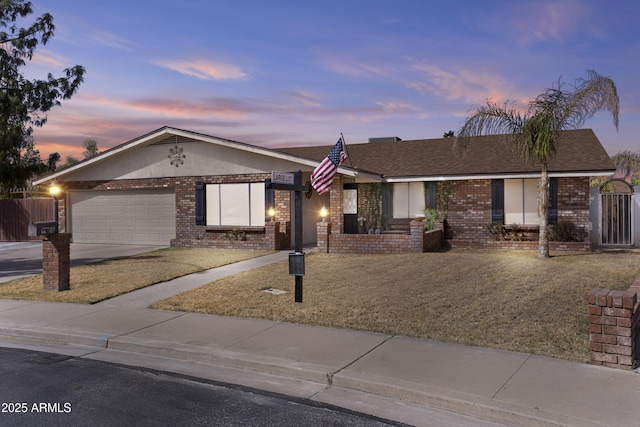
[368,136,402,143]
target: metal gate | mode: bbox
[601,191,634,246]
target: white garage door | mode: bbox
[69,190,176,245]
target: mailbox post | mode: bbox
[27,180,71,291]
[266,170,308,303]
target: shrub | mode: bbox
[550,221,580,242]
[424,208,438,230]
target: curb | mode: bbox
[0,325,600,427]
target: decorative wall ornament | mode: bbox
[169,145,186,167]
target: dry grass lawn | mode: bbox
[0,248,272,304]
[151,249,640,363]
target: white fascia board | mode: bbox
[384,170,615,183]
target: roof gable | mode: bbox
[35,127,360,183]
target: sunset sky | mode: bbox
[24,0,640,161]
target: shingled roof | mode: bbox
[277,128,615,179]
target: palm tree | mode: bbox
[456,70,619,258]
[612,150,640,183]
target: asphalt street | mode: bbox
[0,347,500,427]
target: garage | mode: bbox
[69,190,175,245]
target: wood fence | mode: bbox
[0,199,53,241]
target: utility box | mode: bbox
[28,221,58,237]
[288,252,305,276]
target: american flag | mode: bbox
[311,137,347,195]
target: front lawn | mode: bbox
[151,249,640,363]
[0,248,273,304]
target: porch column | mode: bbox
[329,175,344,234]
[265,220,279,250]
[42,233,71,291]
[317,221,331,253]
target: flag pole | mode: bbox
[340,132,355,170]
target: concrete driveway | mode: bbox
[0,242,166,283]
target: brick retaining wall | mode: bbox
[317,220,443,254]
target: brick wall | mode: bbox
[588,283,640,370]
[446,177,592,251]
[557,176,591,241]
[61,175,290,250]
[317,220,441,254]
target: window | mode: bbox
[491,178,558,225]
[195,182,266,227]
[343,189,357,214]
[392,182,425,218]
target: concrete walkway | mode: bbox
[0,251,639,426]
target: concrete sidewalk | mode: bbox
[0,252,639,426]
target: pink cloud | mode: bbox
[407,62,518,105]
[152,59,247,80]
[30,48,67,68]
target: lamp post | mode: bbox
[320,205,328,222]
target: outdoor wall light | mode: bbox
[267,207,276,221]
[320,205,328,222]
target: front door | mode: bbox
[343,186,359,234]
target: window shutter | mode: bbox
[548,178,558,224]
[195,182,206,225]
[425,182,437,210]
[382,183,393,222]
[491,179,504,223]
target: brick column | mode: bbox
[42,233,71,291]
[329,175,344,234]
[588,288,639,370]
[410,220,425,253]
[265,220,278,250]
[317,221,331,253]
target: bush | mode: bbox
[424,208,438,230]
[486,223,534,241]
[550,221,579,242]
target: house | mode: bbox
[33,126,616,252]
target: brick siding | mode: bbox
[446,177,592,251]
[60,175,290,250]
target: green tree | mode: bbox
[62,155,79,168]
[0,0,85,189]
[456,70,619,258]
[82,139,99,159]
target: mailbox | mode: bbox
[28,221,58,237]
[288,252,305,276]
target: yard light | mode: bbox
[49,179,61,228]
[320,205,328,222]
[49,179,61,199]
